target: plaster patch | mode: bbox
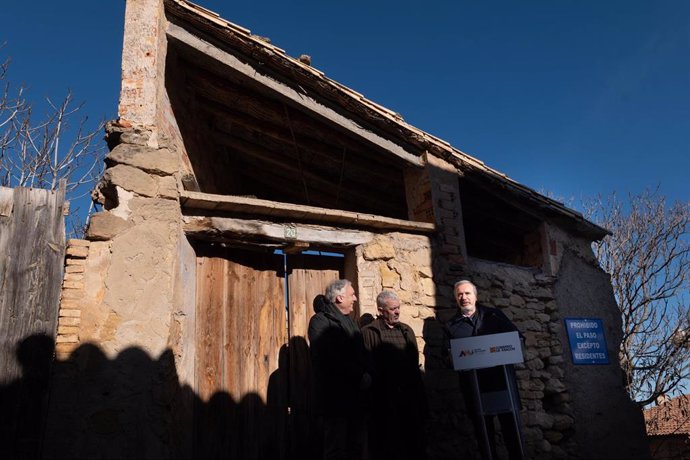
[111,186,134,220]
[101,311,122,342]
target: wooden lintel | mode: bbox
[284,241,311,254]
[180,191,436,234]
[183,215,376,246]
[167,23,424,167]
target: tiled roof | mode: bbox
[164,0,609,240]
[644,394,690,437]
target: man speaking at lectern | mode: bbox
[444,280,523,460]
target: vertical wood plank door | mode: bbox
[195,246,286,459]
[286,253,343,459]
[287,253,343,341]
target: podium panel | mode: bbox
[450,331,524,371]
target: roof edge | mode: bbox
[164,0,610,241]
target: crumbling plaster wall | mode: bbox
[88,0,193,367]
[554,243,651,459]
[89,123,187,357]
[119,0,165,136]
[546,223,650,457]
[43,119,196,457]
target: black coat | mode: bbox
[307,301,370,416]
[444,304,521,394]
[445,304,518,339]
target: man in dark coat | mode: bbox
[362,290,427,460]
[444,280,524,460]
[308,279,371,460]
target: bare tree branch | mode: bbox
[0,51,106,237]
[584,190,690,407]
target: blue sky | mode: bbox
[3,0,688,210]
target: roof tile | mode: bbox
[644,394,690,437]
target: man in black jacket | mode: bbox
[308,279,371,460]
[445,280,524,460]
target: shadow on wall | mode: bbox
[0,334,321,460]
[0,334,55,459]
[422,316,482,460]
[1,323,478,459]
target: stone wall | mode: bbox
[43,123,194,457]
[353,233,567,458]
[353,228,649,459]
[468,260,574,459]
[354,233,436,358]
[87,125,184,358]
[347,155,584,458]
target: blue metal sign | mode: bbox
[564,318,609,365]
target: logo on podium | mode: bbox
[450,331,524,371]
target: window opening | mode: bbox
[460,178,544,268]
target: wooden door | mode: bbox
[195,246,286,459]
[286,253,343,459]
[194,246,343,459]
[287,253,343,340]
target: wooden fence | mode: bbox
[0,184,66,457]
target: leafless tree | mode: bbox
[0,50,105,236]
[584,190,690,406]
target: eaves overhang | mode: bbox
[163,0,610,241]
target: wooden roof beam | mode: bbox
[183,216,376,247]
[180,190,436,234]
[203,104,407,184]
[217,132,403,197]
[183,68,412,171]
[218,155,408,218]
[167,23,424,167]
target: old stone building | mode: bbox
[43,0,651,458]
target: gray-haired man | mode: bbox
[362,290,427,459]
[308,279,371,460]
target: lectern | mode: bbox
[450,331,525,460]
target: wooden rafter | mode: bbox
[180,190,436,234]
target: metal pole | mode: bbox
[470,369,493,460]
[502,365,525,460]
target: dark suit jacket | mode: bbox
[308,301,370,415]
[444,304,521,394]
